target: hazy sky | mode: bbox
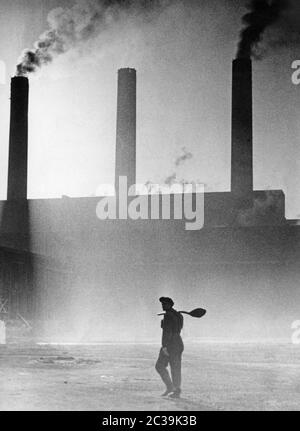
[0,0,299,218]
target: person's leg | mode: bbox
[169,352,182,397]
[155,348,174,395]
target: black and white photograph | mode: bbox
[0,0,300,415]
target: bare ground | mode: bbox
[0,342,300,411]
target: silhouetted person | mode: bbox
[155,297,184,398]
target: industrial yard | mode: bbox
[1,342,300,411]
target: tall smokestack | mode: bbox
[231,58,253,196]
[115,68,136,193]
[7,76,29,201]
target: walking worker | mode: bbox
[155,297,184,398]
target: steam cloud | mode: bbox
[16,0,169,76]
[237,0,290,59]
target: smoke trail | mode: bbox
[164,172,177,186]
[175,147,193,167]
[16,0,169,76]
[144,148,194,189]
[163,147,193,185]
[237,0,290,59]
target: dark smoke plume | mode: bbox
[16,0,168,76]
[237,0,290,58]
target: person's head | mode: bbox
[159,297,174,311]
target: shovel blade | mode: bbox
[189,308,206,318]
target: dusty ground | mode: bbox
[0,342,300,411]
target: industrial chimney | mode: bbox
[231,58,253,197]
[115,68,136,193]
[7,76,29,201]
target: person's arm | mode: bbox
[162,313,173,350]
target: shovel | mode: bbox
[157,308,206,318]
